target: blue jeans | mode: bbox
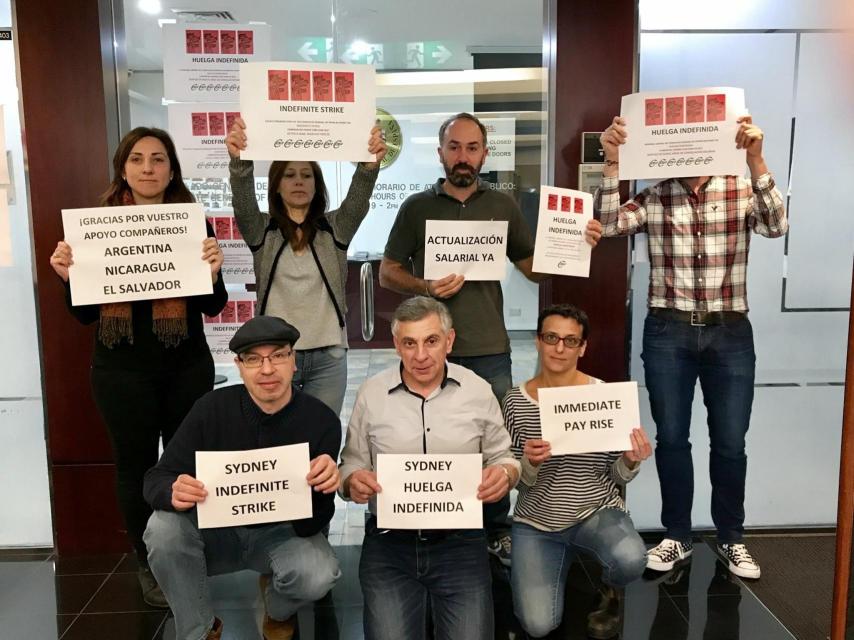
[144,510,340,640]
[448,352,513,536]
[294,345,348,416]
[641,312,756,543]
[511,509,647,638]
[359,517,493,640]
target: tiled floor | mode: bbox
[0,541,796,639]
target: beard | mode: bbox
[443,160,483,187]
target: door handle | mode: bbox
[360,262,375,342]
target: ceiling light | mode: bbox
[138,0,162,15]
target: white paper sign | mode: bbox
[423,220,508,281]
[168,103,239,178]
[538,382,640,455]
[481,117,515,172]
[532,186,592,278]
[376,454,483,530]
[208,212,254,284]
[195,443,312,529]
[203,290,256,363]
[162,23,272,102]
[619,87,746,180]
[61,203,212,306]
[240,61,376,162]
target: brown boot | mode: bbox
[205,617,223,640]
[259,574,296,640]
[586,585,621,639]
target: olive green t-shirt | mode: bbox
[383,178,535,357]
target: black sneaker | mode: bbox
[646,538,693,572]
[487,534,512,567]
[717,542,761,579]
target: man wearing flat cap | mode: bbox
[143,316,342,640]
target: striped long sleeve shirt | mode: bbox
[505,382,639,532]
[594,173,787,312]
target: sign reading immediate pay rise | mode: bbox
[538,382,640,455]
[532,186,592,278]
[61,204,212,306]
[619,87,746,180]
[376,454,483,529]
[162,23,271,102]
[195,444,312,529]
[423,220,508,281]
[239,62,376,162]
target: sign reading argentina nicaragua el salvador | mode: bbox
[239,61,376,163]
[618,87,747,180]
[62,204,212,306]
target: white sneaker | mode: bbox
[646,538,693,571]
[717,543,761,579]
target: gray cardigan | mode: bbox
[229,158,379,324]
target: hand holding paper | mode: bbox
[307,454,340,494]
[523,438,552,467]
[225,115,247,158]
[427,273,465,299]
[171,473,208,511]
[621,427,653,468]
[347,469,381,504]
[49,241,74,283]
[478,465,511,503]
[363,126,388,170]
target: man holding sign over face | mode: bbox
[339,297,520,640]
[379,112,602,564]
[595,109,787,580]
[143,316,341,640]
[505,304,651,639]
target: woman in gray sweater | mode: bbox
[226,117,386,415]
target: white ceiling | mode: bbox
[123,0,545,71]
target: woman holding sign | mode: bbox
[226,117,386,416]
[504,304,651,639]
[49,127,227,608]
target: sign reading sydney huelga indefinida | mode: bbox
[62,204,212,306]
[619,87,746,180]
[239,61,376,162]
[162,23,272,102]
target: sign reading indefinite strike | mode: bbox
[376,454,483,529]
[239,61,376,162]
[62,204,212,306]
[619,87,747,180]
[532,186,592,278]
[422,220,508,281]
[538,382,640,455]
[195,444,312,529]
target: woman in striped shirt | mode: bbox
[505,303,651,639]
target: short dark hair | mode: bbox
[101,127,194,206]
[537,303,590,340]
[438,112,488,146]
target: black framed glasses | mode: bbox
[238,349,293,368]
[538,332,584,348]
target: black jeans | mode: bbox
[91,355,214,559]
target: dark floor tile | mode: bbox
[83,571,166,614]
[670,591,796,639]
[53,553,124,576]
[57,614,76,635]
[57,574,110,615]
[115,553,142,574]
[622,583,690,640]
[62,611,168,640]
[157,609,261,640]
[654,545,747,598]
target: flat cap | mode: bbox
[229,316,300,354]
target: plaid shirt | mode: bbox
[595,173,787,312]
